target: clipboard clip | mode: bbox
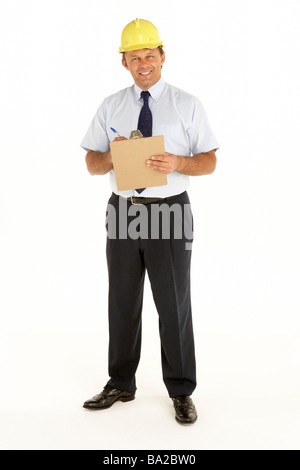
[129,130,143,139]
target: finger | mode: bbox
[150,165,170,174]
[113,136,128,142]
[147,160,169,168]
[147,161,171,172]
[150,154,168,161]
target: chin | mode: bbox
[139,79,155,88]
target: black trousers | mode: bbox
[105,191,196,398]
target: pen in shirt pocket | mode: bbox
[110,127,121,137]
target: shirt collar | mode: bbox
[133,78,166,103]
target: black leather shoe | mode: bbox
[172,395,197,424]
[83,385,135,410]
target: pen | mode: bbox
[110,127,121,137]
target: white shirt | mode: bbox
[80,78,219,198]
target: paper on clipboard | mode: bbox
[110,135,167,191]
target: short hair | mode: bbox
[122,46,164,62]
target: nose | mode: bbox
[139,57,150,68]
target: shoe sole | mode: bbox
[83,395,135,410]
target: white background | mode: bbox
[0,0,300,450]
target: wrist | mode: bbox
[105,150,113,166]
[176,155,186,173]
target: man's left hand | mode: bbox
[146,153,180,174]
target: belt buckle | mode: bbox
[130,196,144,205]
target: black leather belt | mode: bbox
[118,194,183,205]
[128,196,164,205]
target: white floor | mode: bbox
[1,391,299,451]
[1,321,299,450]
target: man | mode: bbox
[81,18,219,425]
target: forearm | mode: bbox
[176,151,217,176]
[85,149,113,175]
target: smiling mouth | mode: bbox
[139,71,152,77]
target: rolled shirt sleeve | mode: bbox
[188,97,219,155]
[80,100,110,153]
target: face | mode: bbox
[122,48,165,90]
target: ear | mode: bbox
[161,51,166,68]
[122,57,129,70]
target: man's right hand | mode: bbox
[113,136,128,142]
[85,137,128,176]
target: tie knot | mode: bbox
[141,90,150,102]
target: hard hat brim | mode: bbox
[119,42,164,53]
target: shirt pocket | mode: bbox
[153,124,191,156]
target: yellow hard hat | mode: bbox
[119,18,164,53]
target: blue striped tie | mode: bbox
[135,91,152,194]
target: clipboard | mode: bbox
[110,136,167,191]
